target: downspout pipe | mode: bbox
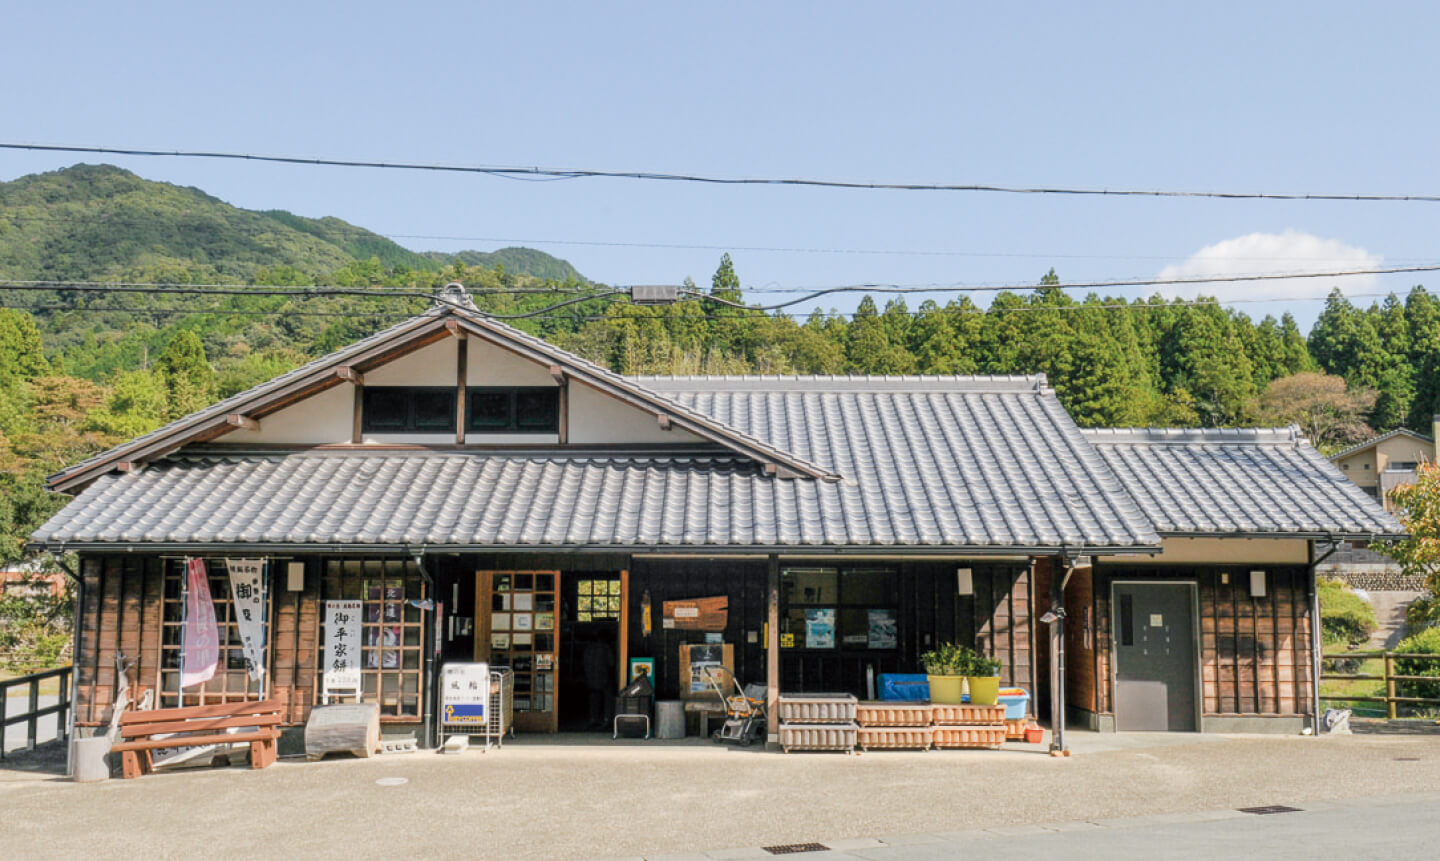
[49,551,81,777]
[1045,554,1071,756]
[411,549,437,750]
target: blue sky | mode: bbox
[4,2,1438,331]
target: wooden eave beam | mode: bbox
[549,365,565,384]
[335,367,364,386]
[657,414,672,431]
[445,319,467,339]
[225,414,260,431]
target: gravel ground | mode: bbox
[3,731,1438,861]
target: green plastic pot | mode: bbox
[967,675,1000,705]
[927,673,965,704]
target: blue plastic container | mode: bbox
[879,673,929,701]
[997,688,1030,720]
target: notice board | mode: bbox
[662,596,728,631]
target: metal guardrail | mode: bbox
[0,665,72,759]
[1320,651,1440,719]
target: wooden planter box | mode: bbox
[776,693,858,724]
[779,722,857,753]
[856,701,933,727]
[932,726,1006,750]
[857,726,934,751]
[930,703,1006,726]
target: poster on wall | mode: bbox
[324,600,363,693]
[662,596,728,631]
[181,558,219,687]
[804,609,835,649]
[867,609,897,650]
[225,558,267,682]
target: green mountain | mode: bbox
[0,163,584,283]
[423,247,586,283]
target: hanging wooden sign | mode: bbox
[661,595,728,631]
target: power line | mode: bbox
[4,211,1426,265]
[6,141,1440,202]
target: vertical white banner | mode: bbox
[181,558,219,688]
[324,600,363,694]
[225,558,267,682]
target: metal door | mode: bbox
[1112,582,1197,731]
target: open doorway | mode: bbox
[558,574,623,731]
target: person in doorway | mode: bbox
[582,637,616,731]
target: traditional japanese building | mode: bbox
[30,285,1404,744]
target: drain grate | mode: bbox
[1237,805,1302,815]
[763,844,830,855]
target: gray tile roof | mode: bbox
[29,448,1156,551]
[1330,427,1434,461]
[1081,427,1406,539]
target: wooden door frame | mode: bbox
[476,570,562,734]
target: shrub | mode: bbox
[1318,578,1378,648]
[1395,627,1440,706]
[1406,593,1440,633]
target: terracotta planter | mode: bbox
[926,673,965,704]
[966,675,1000,705]
[1024,725,1045,744]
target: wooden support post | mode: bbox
[766,554,780,743]
[1385,652,1397,720]
[1048,556,1068,755]
[456,337,468,445]
[618,569,630,689]
[550,366,568,445]
[351,382,364,444]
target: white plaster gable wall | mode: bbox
[365,337,458,386]
[213,332,708,447]
[216,382,355,445]
[568,382,705,445]
[467,338,557,387]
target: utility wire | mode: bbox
[3,264,1434,303]
[3,212,1426,264]
[5,142,1440,202]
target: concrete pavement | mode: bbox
[2,730,1438,860]
[622,792,1440,860]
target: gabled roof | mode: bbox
[46,299,834,493]
[1330,427,1435,462]
[31,372,1165,553]
[1082,427,1406,539]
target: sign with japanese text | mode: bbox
[181,558,219,688]
[324,600,363,692]
[442,662,490,725]
[225,558,267,682]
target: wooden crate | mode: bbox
[857,726,933,751]
[776,693,858,724]
[779,722,857,753]
[856,701,933,727]
[930,703,1006,726]
[1005,718,1028,741]
[933,726,1006,750]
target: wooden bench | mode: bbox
[112,699,284,779]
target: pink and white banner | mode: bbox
[181,558,219,688]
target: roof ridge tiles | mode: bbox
[1081,426,1304,447]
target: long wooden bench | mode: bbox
[111,699,284,779]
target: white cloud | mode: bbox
[1156,230,1380,302]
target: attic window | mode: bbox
[467,387,559,434]
[362,387,456,434]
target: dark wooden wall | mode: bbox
[1084,565,1314,718]
[75,556,163,725]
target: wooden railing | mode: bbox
[1320,651,1440,719]
[0,666,72,759]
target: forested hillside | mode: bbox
[0,163,1436,565]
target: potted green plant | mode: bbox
[966,653,1002,705]
[920,642,968,704]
